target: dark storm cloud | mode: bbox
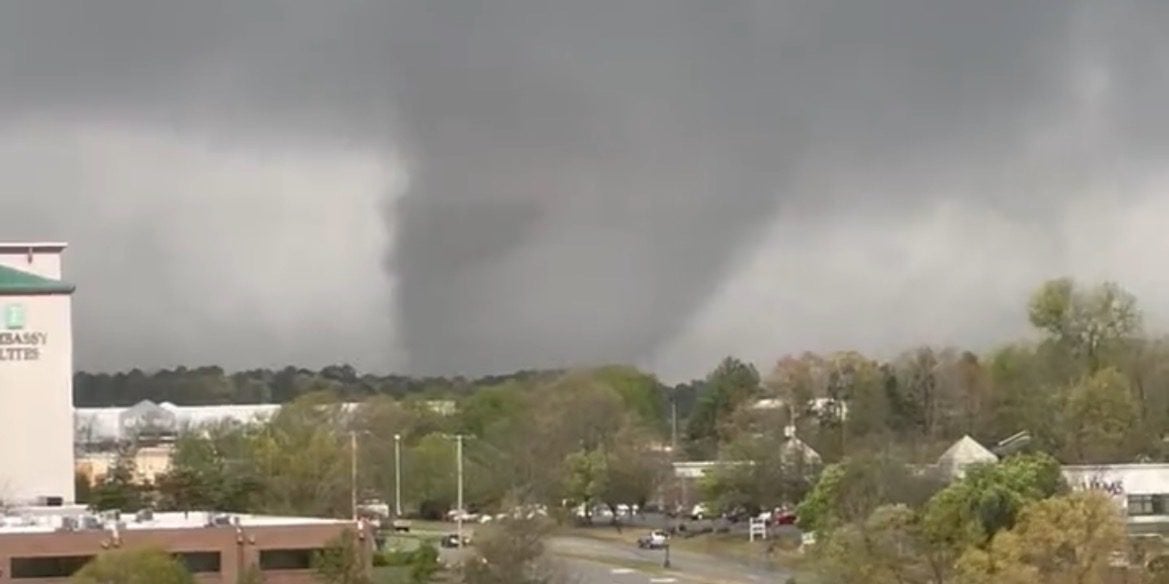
[383,1,1078,374]
[1,2,1168,376]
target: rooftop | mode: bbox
[0,242,68,252]
[0,264,75,296]
[0,509,353,535]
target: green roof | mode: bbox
[0,265,75,295]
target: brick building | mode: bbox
[0,510,370,583]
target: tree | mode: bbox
[166,422,264,512]
[462,517,568,584]
[956,491,1126,584]
[921,453,1066,551]
[71,547,193,584]
[407,433,457,519]
[408,542,441,584]
[313,529,372,584]
[591,365,668,432]
[155,466,206,514]
[1063,367,1139,464]
[797,453,944,534]
[700,427,817,516]
[561,449,608,521]
[814,504,940,584]
[89,445,144,512]
[1028,278,1141,372]
[599,426,668,516]
[686,357,761,458]
[250,392,350,517]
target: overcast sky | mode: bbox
[2,2,1169,382]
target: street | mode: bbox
[437,533,791,584]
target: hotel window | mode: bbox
[1129,495,1155,516]
[259,549,319,571]
[11,555,93,579]
[175,551,221,574]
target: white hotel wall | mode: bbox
[0,293,75,504]
[0,243,64,280]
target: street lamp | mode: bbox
[443,434,472,549]
[349,430,373,522]
[663,542,671,569]
[394,434,403,518]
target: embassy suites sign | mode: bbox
[0,303,47,362]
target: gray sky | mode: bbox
[2,2,1168,381]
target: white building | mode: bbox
[936,435,999,480]
[1063,464,1169,534]
[0,243,76,505]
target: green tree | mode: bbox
[599,427,668,515]
[700,427,817,515]
[796,453,943,533]
[313,529,371,584]
[250,392,350,517]
[1064,367,1140,464]
[406,433,457,519]
[814,504,940,584]
[71,547,194,584]
[591,365,667,431]
[1028,278,1141,372]
[686,357,761,458]
[921,453,1066,551]
[561,449,608,521]
[89,446,144,512]
[956,491,1126,584]
[408,542,441,583]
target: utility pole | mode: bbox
[350,431,358,522]
[670,396,678,452]
[455,434,465,549]
[394,433,403,518]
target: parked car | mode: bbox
[689,503,709,521]
[637,530,670,550]
[440,533,472,548]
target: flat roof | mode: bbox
[0,242,68,251]
[0,511,354,535]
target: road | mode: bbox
[547,535,790,584]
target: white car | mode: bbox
[637,530,670,550]
[690,503,709,520]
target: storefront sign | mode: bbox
[0,304,45,361]
[1077,477,1125,496]
[4,303,25,330]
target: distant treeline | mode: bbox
[72,365,706,416]
[73,365,562,407]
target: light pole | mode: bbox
[664,542,671,569]
[442,433,473,548]
[349,430,373,522]
[350,431,359,521]
[394,434,403,518]
[455,434,465,549]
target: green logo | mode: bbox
[4,304,25,330]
